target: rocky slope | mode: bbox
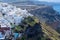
[28,5,60,40]
[14,3,60,33]
[28,5,60,32]
[14,5,60,40]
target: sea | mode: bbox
[53,5,60,13]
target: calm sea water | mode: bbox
[53,5,60,13]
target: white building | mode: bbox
[0,2,33,28]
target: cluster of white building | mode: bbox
[0,2,33,28]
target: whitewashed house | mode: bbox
[0,2,33,39]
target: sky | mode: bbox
[0,0,60,3]
[38,0,60,3]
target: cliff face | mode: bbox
[29,6,60,31]
[28,6,60,40]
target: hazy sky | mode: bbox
[0,0,60,3]
[38,0,60,3]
